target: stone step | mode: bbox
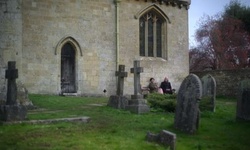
[62,93,77,96]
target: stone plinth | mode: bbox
[125,98,150,114]
[107,95,128,109]
[0,105,27,121]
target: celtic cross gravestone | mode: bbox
[125,60,149,114]
[0,61,27,121]
[115,65,128,96]
[5,61,18,105]
[107,65,128,109]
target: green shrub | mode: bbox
[199,96,214,112]
[146,93,177,112]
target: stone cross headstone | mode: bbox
[115,65,128,96]
[174,74,202,134]
[236,79,250,121]
[5,61,18,105]
[0,61,27,121]
[130,60,143,99]
[201,74,216,112]
[125,60,150,114]
[107,65,128,109]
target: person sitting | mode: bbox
[148,78,163,94]
[160,77,173,94]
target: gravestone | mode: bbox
[236,79,250,121]
[201,74,216,112]
[0,61,27,121]
[174,74,202,134]
[107,65,128,109]
[0,59,33,107]
[125,60,150,114]
[146,130,176,150]
[16,81,34,109]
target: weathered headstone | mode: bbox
[0,59,33,107]
[174,74,202,134]
[0,61,27,121]
[5,61,18,105]
[236,79,250,121]
[125,60,150,114]
[107,65,128,109]
[116,65,127,96]
[146,130,176,150]
[16,81,34,109]
[201,74,216,112]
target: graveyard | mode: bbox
[0,94,250,150]
[1,0,250,149]
[0,61,250,149]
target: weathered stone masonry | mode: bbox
[0,0,190,96]
[193,69,250,97]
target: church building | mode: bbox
[0,0,191,96]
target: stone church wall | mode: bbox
[21,0,117,95]
[0,0,22,68]
[119,1,189,95]
[0,0,190,96]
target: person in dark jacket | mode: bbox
[160,77,173,94]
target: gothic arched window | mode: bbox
[139,10,166,58]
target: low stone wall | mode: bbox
[192,69,250,97]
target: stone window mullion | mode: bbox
[153,15,157,57]
[145,17,148,57]
[139,9,167,59]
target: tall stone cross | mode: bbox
[5,61,18,105]
[115,65,128,96]
[130,60,143,99]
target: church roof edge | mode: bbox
[134,0,191,10]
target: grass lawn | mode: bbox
[0,94,250,150]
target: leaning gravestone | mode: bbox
[201,74,216,112]
[236,79,250,121]
[0,61,27,121]
[125,60,150,114]
[107,65,128,109]
[174,74,202,134]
